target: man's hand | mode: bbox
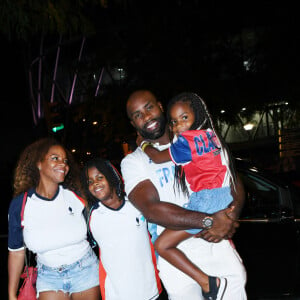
[226,205,239,222]
[195,207,239,242]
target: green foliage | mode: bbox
[0,0,102,41]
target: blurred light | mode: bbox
[243,60,250,71]
[243,123,254,131]
[220,110,225,114]
[71,149,76,153]
[82,118,86,122]
[86,152,91,155]
[241,107,246,111]
[52,124,64,132]
[92,121,98,125]
[112,67,126,80]
[285,102,289,105]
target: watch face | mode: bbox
[203,217,213,228]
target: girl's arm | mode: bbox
[8,249,25,300]
[136,134,171,163]
[142,142,171,163]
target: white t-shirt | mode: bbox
[8,186,90,267]
[89,199,161,300]
[121,144,247,298]
[121,143,189,237]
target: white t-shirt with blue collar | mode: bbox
[8,185,90,267]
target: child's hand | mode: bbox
[136,133,144,147]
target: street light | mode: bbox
[243,123,254,131]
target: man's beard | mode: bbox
[137,114,167,140]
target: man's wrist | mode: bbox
[202,216,213,229]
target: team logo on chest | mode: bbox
[193,131,218,156]
[136,215,145,226]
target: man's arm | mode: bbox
[228,174,245,221]
[128,179,236,235]
[198,174,245,242]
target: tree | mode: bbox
[0,0,101,40]
[0,0,104,134]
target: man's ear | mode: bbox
[37,162,41,171]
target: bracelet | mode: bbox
[140,141,153,152]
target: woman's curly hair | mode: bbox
[13,137,81,197]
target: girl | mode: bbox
[81,158,162,300]
[8,137,100,300]
[138,92,238,300]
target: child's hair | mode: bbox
[167,92,237,196]
[167,92,210,131]
[81,158,125,207]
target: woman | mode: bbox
[81,158,162,300]
[8,137,100,300]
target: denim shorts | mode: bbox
[36,248,99,297]
[184,186,233,234]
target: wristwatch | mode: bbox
[202,216,213,229]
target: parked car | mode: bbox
[233,158,300,299]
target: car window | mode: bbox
[290,184,300,217]
[239,171,280,218]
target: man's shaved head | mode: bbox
[126,90,158,119]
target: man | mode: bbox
[121,90,247,300]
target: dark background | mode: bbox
[1,0,299,201]
[1,1,300,298]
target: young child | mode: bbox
[137,92,237,300]
[80,158,162,300]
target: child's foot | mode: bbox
[202,276,227,300]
